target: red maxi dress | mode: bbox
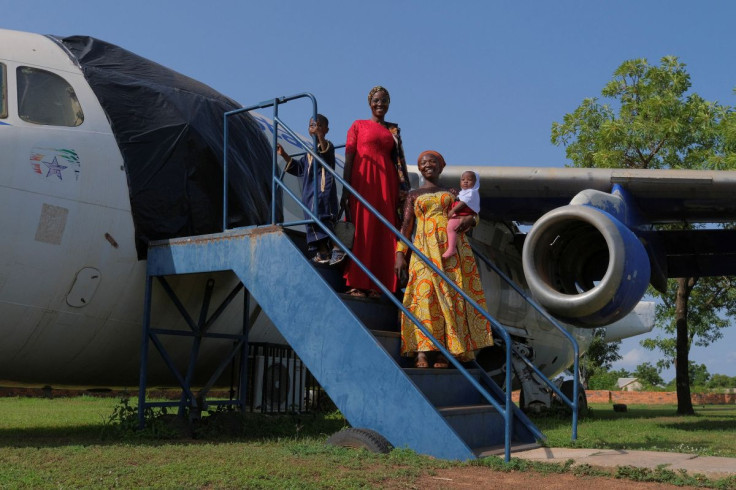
[343,120,400,292]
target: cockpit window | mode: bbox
[17,66,84,127]
[0,63,7,119]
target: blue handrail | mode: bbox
[471,245,579,439]
[288,143,346,165]
[223,93,319,230]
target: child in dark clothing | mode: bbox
[277,114,344,264]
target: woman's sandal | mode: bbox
[367,290,382,298]
[433,355,450,369]
[415,352,430,368]
[346,288,366,297]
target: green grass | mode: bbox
[533,403,736,458]
[0,397,443,488]
[0,397,734,488]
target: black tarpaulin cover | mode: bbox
[52,35,275,258]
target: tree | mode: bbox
[707,374,736,389]
[578,330,622,388]
[551,56,736,414]
[642,274,736,392]
[688,362,711,387]
[633,362,664,387]
[589,368,630,390]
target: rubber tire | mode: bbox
[326,428,393,454]
[560,380,588,415]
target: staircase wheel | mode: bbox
[326,428,393,454]
[560,380,588,415]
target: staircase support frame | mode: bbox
[137,273,251,428]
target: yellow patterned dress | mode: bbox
[397,188,493,361]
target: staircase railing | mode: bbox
[223,93,573,460]
[470,245,580,439]
[223,93,320,229]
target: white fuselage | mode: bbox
[1,30,146,384]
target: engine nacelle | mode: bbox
[522,205,650,327]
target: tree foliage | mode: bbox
[588,368,630,391]
[642,275,736,368]
[633,362,664,387]
[707,374,736,389]
[551,56,736,414]
[578,330,622,388]
[688,362,711,387]
[664,362,712,390]
[551,56,736,170]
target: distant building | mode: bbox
[617,377,643,391]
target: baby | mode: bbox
[442,170,480,259]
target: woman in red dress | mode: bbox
[341,86,409,297]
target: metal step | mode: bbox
[372,330,400,356]
[438,404,506,449]
[406,368,487,406]
[341,293,399,331]
[311,260,346,291]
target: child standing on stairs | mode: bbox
[442,170,481,259]
[277,114,345,265]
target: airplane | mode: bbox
[2,28,736,413]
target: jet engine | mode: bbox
[522,204,650,327]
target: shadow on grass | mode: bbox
[525,407,667,430]
[658,418,736,432]
[527,405,736,434]
[0,411,347,449]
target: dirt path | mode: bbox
[406,467,697,489]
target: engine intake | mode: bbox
[522,205,650,327]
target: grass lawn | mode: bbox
[0,397,441,488]
[534,403,736,458]
[0,397,734,488]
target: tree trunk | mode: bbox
[675,277,694,415]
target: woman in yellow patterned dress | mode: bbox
[394,150,493,368]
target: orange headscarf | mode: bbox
[417,150,446,169]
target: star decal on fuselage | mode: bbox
[43,156,68,180]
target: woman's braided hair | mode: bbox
[368,85,390,104]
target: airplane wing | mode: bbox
[434,166,736,327]
[439,166,736,224]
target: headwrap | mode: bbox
[417,150,446,169]
[458,171,481,213]
[368,85,390,104]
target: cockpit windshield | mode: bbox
[17,66,83,126]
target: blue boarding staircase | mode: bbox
[138,93,580,461]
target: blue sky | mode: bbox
[3,0,736,379]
